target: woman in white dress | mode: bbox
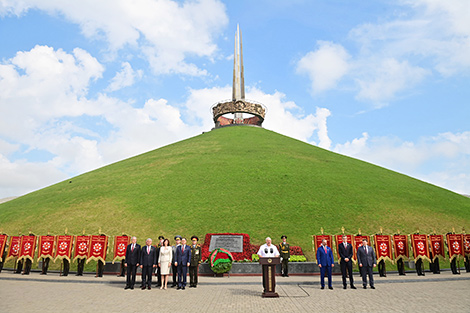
[158,239,172,289]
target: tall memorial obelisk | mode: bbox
[211,25,266,128]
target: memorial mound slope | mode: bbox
[1,126,469,257]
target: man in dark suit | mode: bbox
[175,237,191,290]
[140,238,157,290]
[124,236,141,290]
[338,235,356,289]
[171,236,182,287]
[357,238,376,289]
[155,235,164,287]
[316,239,334,290]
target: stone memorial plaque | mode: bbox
[209,235,244,253]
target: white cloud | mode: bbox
[297,0,470,106]
[334,131,470,194]
[106,62,143,92]
[0,0,228,76]
[355,58,429,106]
[296,41,350,94]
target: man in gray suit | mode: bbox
[357,238,376,289]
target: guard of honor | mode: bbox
[279,235,290,277]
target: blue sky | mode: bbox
[0,0,469,198]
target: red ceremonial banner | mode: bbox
[55,235,74,263]
[6,236,21,261]
[464,234,470,257]
[374,235,393,263]
[446,234,464,261]
[37,235,55,261]
[18,235,37,263]
[392,235,409,261]
[0,234,7,262]
[87,235,108,264]
[429,235,445,261]
[73,236,90,262]
[334,234,354,261]
[410,234,430,262]
[112,235,129,263]
[353,235,370,262]
[313,235,332,262]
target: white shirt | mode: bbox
[257,244,280,257]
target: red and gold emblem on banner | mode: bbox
[429,235,445,261]
[86,235,108,264]
[73,235,90,262]
[18,235,37,263]
[446,234,464,261]
[464,234,470,257]
[392,234,409,261]
[6,236,21,261]
[112,235,130,264]
[334,234,354,261]
[0,234,8,262]
[55,235,74,263]
[37,235,55,262]
[374,235,393,263]
[410,234,430,262]
[313,235,332,263]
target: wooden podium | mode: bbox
[259,257,280,297]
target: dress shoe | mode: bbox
[286,274,289,277]
[351,285,357,289]
[343,286,347,289]
[177,286,181,290]
[148,286,151,290]
[321,286,324,290]
[130,286,134,290]
[124,286,130,290]
[371,286,375,289]
[141,286,146,290]
[182,287,185,290]
[363,286,367,289]
[328,286,333,290]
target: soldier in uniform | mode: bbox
[76,258,85,276]
[279,235,290,277]
[40,257,50,275]
[189,236,202,288]
[62,259,70,276]
[377,259,386,277]
[171,236,182,287]
[15,259,23,274]
[0,250,6,273]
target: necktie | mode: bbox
[365,246,368,254]
[182,246,185,253]
[148,246,150,254]
[131,244,134,252]
[324,246,327,254]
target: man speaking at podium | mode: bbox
[257,237,280,293]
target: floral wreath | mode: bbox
[210,248,234,274]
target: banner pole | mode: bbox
[60,260,63,276]
[96,262,98,278]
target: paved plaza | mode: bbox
[0,270,469,312]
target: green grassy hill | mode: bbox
[1,126,469,259]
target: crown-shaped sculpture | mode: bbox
[211,25,266,128]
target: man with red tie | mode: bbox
[175,237,191,290]
[338,235,356,289]
[140,238,157,290]
[357,238,376,289]
[124,236,141,290]
[316,239,335,290]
